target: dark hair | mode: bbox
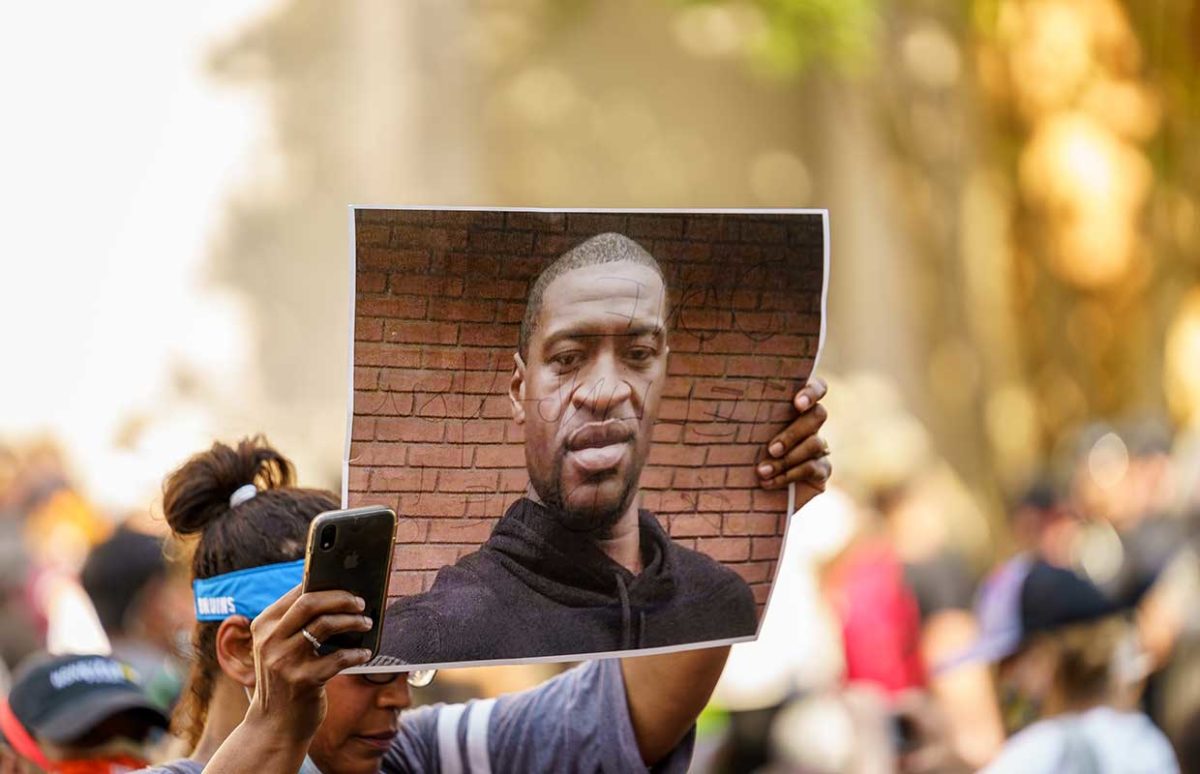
[517,232,667,360]
[162,436,337,749]
[80,524,167,635]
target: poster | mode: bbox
[345,207,827,670]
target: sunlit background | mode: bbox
[3,0,1200,770]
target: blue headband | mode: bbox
[193,559,305,621]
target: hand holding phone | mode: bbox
[302,506,396,657]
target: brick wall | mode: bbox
[348,209,824,616]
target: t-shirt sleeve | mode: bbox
[387,659,695,773]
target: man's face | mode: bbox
[511,260,669,534]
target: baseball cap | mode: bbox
[6,654,169,746]
[938,555,1122,672]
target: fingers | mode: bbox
[764,401,828,460]
[301,613,373,647]
[275,589,366,640]
[793,375,827,413]
[762,455,832,491]
[757,434,829,483]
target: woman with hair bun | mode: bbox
[140,378,831,773]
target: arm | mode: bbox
[203,586,373,774]
[620,646,730,765]
[621,378,832,764]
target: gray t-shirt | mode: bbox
[139,659,693,773]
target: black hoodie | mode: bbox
[381,497,758,664]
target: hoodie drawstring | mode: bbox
[615,572,632,650]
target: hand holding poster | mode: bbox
[346,208,828,669]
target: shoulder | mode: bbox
[982,720,1067,774]
[132,761,204,774]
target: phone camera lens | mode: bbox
[320,524,336,550]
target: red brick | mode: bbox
[657,399,690,422]
[356,344,422,369]
[358,247,430,272]
[533,232,575,257]
[654,490,700,513]
[434,210,504,227]
[499,469,528,492]
[638,467,673,489]
[463,370,513,394]
[460,324,518,348]
[388,572,425,597]
[446,422,507,443]
[359,270,387,293]
[668,354,726,377]
[394,518,428,544]
[740,221,788,243]
[683,423,739,444]
[351,417,375,442]
[357,296,429,319]
[651,423,683,443]
[390,274,463,297]
[464,277,528,300]
[726,466,762,489]
[496,256,546,280]
[375,417,445,443]
[706,444,760,465]
[390,226,467,251]
[371,467,437,492]
[752,584,770,605]
[347,465,371,491]
[673,467,726,488]
[428,519,495,543]
[753,489,789,513]
[697,490,752,512]
[724,513,778,536]
[505,211,565,231]
[380,369,455,394]
[751,537,783,560]
[696,537,750,562]
[700,333,751,354]
[429,299,497,322]
[755,335,812,358]
[406,494,474,518]
[354,367,379,390]
[407,444,470,467]
[354,390,413,416]
[647,445,707,467]
[468,229,535,254]
[684,217,720,241]
[357,223,391,246]
[413,393,469,419]
[670,513,721,537]
[566,213,628,234]
[732,562,772,584]
[474,445,524,467]
[346,443,405,467]
[354,318,383,342]
[626,215,683,239]
[672,308,731,332]
[438,470,499,493]
[384,320,458,346]
[382,209,434,225]
[497,303,525,324]
[391,544,461,570]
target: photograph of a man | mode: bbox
[380,229,827,664]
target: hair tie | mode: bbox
[229,484,258,508]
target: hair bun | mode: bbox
[162,436,295,536]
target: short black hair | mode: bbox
[518,232,667,360]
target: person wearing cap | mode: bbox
[140,412,832,773]
[0,653,169,773]
[917,557,1179,773]
[80,524,193,711]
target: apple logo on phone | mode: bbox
[344,552,360,570]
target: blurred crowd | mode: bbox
[696,374,1200,772]
[3,371,1200,772]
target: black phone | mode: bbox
[302,505,396,657]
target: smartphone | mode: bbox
[302,505,396,657]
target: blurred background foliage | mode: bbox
[194,0,1199,559]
